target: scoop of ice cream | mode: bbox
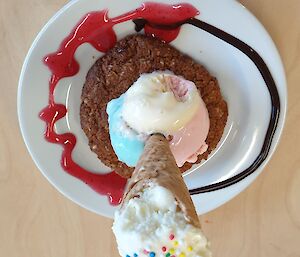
[170,95,209,167]
[107,95,145,166]
[112,184,211,257]
[122,71,200,135]
[106,71,210,168]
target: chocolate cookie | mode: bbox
[80,34,228,178]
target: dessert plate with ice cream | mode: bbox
[18,0,287,218]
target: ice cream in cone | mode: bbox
[112,134,211,257]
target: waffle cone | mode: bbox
[121,134,200,228]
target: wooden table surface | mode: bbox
[1,0,299,256]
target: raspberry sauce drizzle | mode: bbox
[40,2,199,205]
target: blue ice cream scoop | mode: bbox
[106,95,145,167]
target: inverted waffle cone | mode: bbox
[122,134,200,228]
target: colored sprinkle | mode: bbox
[187,246,193,252]
[179,253,186,257]
[134,254,138,257]
[173,241,178,247]
[143,250,149,254]
[162,247,167,252]
[149,252,156,257]
[171,256,176,257]
[166,253,171,257]
[169,249,175,255]
[169,234,175,240]
[126,255,130,257]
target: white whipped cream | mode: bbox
[121,71,201,135]
[112,184,212,257]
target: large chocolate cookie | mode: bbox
[80,34,228,178]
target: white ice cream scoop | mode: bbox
[121,71,201,135]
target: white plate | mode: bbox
[18,0,287,218]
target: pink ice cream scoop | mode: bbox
[170,96,209,167]
[165,74,210,167]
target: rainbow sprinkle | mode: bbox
[132,233,196,257]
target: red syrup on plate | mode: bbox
[40,2,199,205]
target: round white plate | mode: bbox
[18,0,287,218]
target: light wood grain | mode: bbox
[0,0,299,256]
